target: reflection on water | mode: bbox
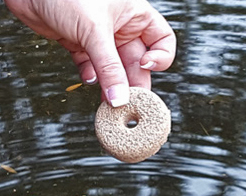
[0,0,246,195]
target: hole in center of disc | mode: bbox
[125,114,139,129]
[126,119,138,128]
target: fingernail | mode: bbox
[107,84,129,107]
[141,61,155,70]
[86,76,97,84]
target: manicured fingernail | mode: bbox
[107,84,129,107]
[141,61,155,69]
[86,76,97,84]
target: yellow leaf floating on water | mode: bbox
[1,164,17,174]
[65,83,82,92]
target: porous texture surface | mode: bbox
[95,87,171,163]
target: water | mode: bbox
[0,0,246,195]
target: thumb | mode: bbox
[85,29,129,107]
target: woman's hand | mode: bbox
[5,0,176,107]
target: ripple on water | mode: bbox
[1,0,246,195]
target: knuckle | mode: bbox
[99,60,122,75]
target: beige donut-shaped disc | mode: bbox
[95,87,171,163]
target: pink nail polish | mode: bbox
[86,76,97,84]
[107,84,129,107]
[141,61,155,70]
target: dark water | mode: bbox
[1,0,246,195]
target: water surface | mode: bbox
[0,0,246,195]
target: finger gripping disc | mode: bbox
[95,87,171,163]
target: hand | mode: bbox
[5,0,176,107]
